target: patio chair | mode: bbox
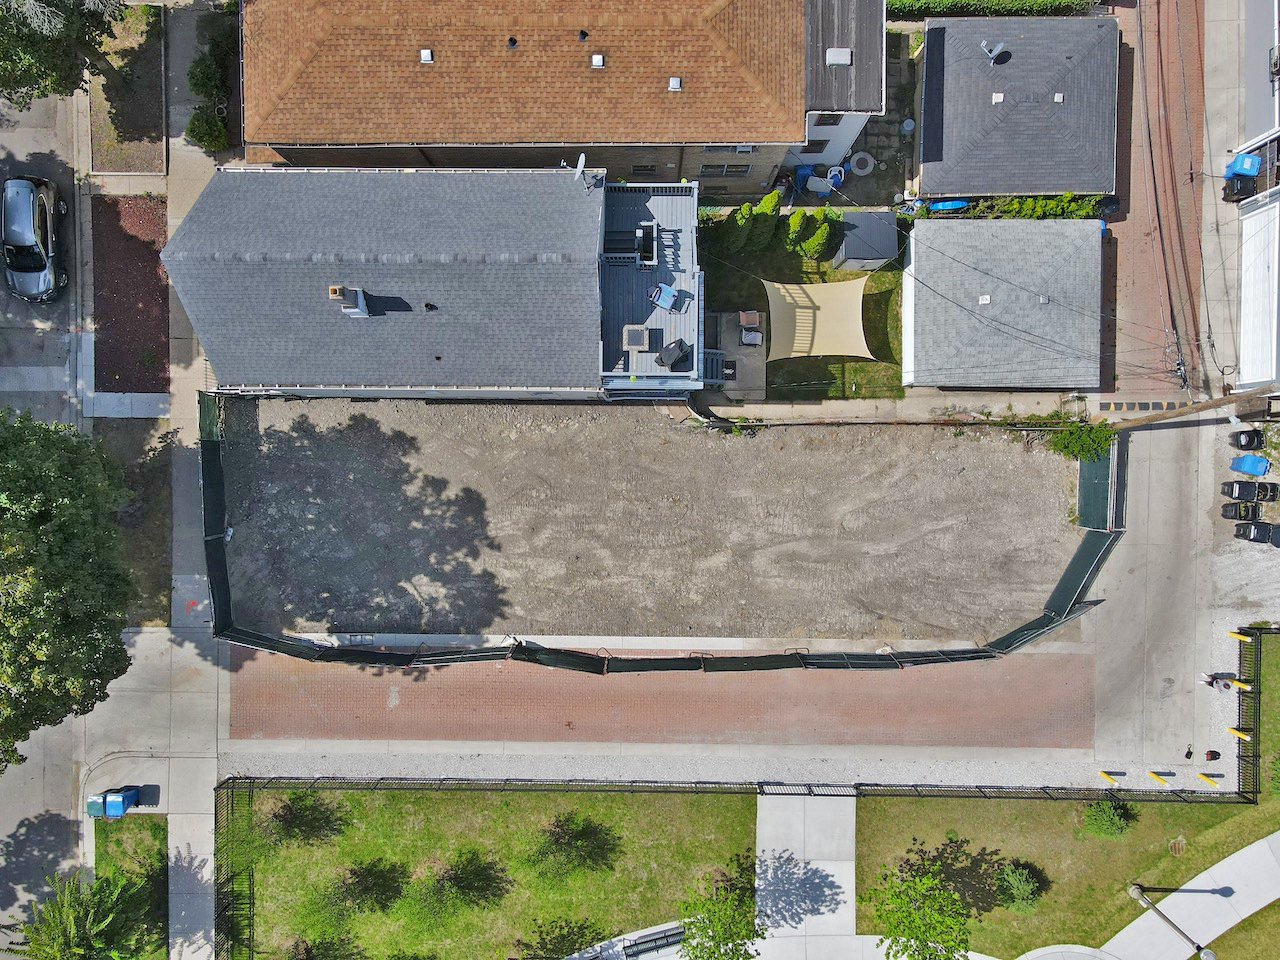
[740,329,764,347]
[649,282,678,311]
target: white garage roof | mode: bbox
[1238,200,1280,388]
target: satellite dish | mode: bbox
[572,153,586,181]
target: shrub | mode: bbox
[186,103,229,153]
[996,863,1042,914]
[515,917,615,959]
[968,193,1102,220]
[533,811,623,874]
[338,858,409,912]
[1082,800,1135,838]
[887,0,1091,15]
[743,190,783,251]
[722,202,754,254]
[268,791,349,844]
[798,220,833,260]
[441,847,513,905]
[784,209,810,251]
[1047,420,1116,463]
[187,52,224,102]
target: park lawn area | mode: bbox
[97,419,173,626]
[1206,897,1280,959]
[95,814,168,960]
[701,219,905,400]
[856,637,1280,960]
[245,789,756,960]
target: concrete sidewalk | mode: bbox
[1104,829,1280,960]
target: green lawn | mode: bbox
[1206,897,1280,959]
[94,814,168,960]
[240,789,756,960]
[856,638,1280,959]
[700,219,905,400]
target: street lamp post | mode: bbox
[1127,884,1217,960]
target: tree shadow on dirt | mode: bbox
[97,7,166,145]
[899,835,1006,916]
[756,850,845,929]
[224,404,508,636]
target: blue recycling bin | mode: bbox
[103,788,139,820]
[1225,153,1262,179]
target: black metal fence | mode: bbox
[198,398,1125,674]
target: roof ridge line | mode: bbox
[247,2,335,143]
[703,0,794,126]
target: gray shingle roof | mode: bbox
[906,219,1101,389]
[805,0,885,114]
[160,168,605,390]
[919,17,1119,197]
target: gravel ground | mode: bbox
[221,399,1080,643]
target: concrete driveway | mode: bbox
[0,95,77,424]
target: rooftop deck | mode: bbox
[600,184,703,388]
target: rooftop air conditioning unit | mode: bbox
[826,47,852,67]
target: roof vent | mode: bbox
[329,284,369,318]
[1039,295,1051,304]
[977,294,992,305]
[1053,92,1065,103]
[591,53,605,68]
[668,76,682,92]
[419,48,433,64]
[579,29,588,42]
[507,36,517,49]
[826,47,853,66]
[992,92,1004,104]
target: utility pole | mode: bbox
[1127,884,1217,960]
[1112,382,1278,432]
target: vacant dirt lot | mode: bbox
[221,399,1079,643]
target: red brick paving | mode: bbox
[230,648,1094,749]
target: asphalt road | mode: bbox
[0,94,76,423]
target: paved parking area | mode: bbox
[220,399,1080,644]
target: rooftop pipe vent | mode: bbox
[507,36,517,49]
[579,29,588,42]
[668,76,682,92]
[591,53,605,68]
[419,48,433,64]
[977,294,992,306]
[329,284,370,318]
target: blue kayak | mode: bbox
[1231,454,1271,477]
[927,200,970,213]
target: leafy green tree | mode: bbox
[267,790,349,844]
[679,860,766,960]
[515,917,615,959]
[338,858,409,912]
[863,862,970,960]
[797,220,832,260]
[783,209,810,251]
[722,202,755,254]
[440,846,512,905]
[532,811,622,874]
[0,0,123,108]
[743,190,782,251]
[0,411,130,771]
[14,870,144,959]
[1047,420,1115,462]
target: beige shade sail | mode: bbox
[764,276,873,362]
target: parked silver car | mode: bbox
[2,176,67,303]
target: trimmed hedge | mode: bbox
[798,221,833,260]
[186,103,229,153]
[887,0,1092,15]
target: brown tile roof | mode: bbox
[242,0,807,146]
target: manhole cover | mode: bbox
[1169,835,1187,856]
[850,152,876,176]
